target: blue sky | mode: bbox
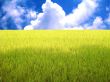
[0,0,110,30]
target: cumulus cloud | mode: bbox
[24,0,65,30]
[92,17,104,29]
[90,13,110,29]
[65,16,106,30]
[64,0,98,28]
[2,0,25,29]
[1,0,37,29]
[26,10,37,20]
[0,0,109,30]
[85,17,106,29]
[24,0,99,30]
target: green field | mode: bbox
[0,30,110,82]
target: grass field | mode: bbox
[0,30,110,82]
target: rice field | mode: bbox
[0,30,110,82]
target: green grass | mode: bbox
[0,30,110,82]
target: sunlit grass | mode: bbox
[0,30,110,82]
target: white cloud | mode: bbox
[86,13,110,29]
[1,0,37,29]
[24,0,98,30]
[26,10,37,20]
[2,0,25,29]
[25,0,65,30]
[1,0,109,30]
[92,17,105,29]
[64,26,84,30]
[84,17,106,29]
[64,0,98,27]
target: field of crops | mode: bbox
[0,30,110,82]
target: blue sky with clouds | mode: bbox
[0,0,110,30]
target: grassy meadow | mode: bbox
[0,30,110,82]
